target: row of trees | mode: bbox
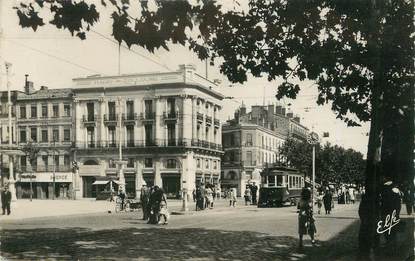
[280,138,366,187]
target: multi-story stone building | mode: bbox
[15,82,74,199]
[0,90,18,185]
[221,104,308,196]
[72,65,224,199]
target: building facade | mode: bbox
[72,65,223,199]
[221,104,308,196]
[14,84,74,199]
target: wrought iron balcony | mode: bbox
[103,114,118,123]
[197,112,204,122]
[214,118,220,127]
[82,114,98,126]
[163,111,178,121]
[122,113,138,124]
[206,116,212,125]
[140,112,156,121]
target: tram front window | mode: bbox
[267,175,276,186]
[276,176,283,186]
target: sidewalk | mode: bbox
[0,198,236,220]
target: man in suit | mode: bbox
[140,184,150,220]
[1,186,12,215]
[251,183,258,205]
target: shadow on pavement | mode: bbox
[1,227,306,260]
[1,217,412,260]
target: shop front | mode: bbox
[161,172,181,199]
[16,172,73,199]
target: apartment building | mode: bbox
[72,65,224,199]
[15,82,74,199]
[221,104,308,196]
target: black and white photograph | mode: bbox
[0,0,413,260]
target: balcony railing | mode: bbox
[82,114,98,125]
[122,113,138,122]
[197,112,203,122]
[75,139,222,151]
[140,112,156,121]
[206,116,212,125]
[214,118,220,127]
[104,114,118,122]
[36,165,71,172]
[163,111,178,121]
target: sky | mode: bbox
[0,0,370,155]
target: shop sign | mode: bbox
[18,173,73,183]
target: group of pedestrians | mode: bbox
[243,183,258,206]
[140,185,169,225]
[337,185,356,204]
[192,184,220,211]
[315,188,333,215]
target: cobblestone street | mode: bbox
[1,201,413,260]
[0,201,363,261]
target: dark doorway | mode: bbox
[162,175,180,199]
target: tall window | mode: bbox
[145,124,153,145]
[127,158,134,168]
[52,104,59,117]
[52,129,59,142]
[87,102,94,120]
[31,156,37,170]
[30,127,37,142]
[109,159,116,168]
[41,129,48,142]
[167,98,175,115]
[126,100,134,117]
[145,100,153,115]
[205,127,209,142]
[64,104,71,117]
[144,158,153,168]
[246,151,253,166]
[64,155,70,167]
[42,104,48,118]
[108,101,116,120]
[63,129,70,141]
[126,126,134,146]
[20,156,27,168]
[20,106,26,119]
[167,124,175,145]
[196,158,201,168]
[166,159,176,168]
[53,155,59,167]
[87,127,94,147]
[31,105,37,118]
[246,133,252,146]
[20,130,27,143]
[108,126,116,146]
[42,155,48,168]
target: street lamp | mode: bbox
[307,132,319,208]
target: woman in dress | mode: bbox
[205,186,214,209]
[158,192,169,225]
[244,186,252,206]
[298,187,316,248]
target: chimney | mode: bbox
[293,116,300,123]
[24,75,35,94]
[179,64,196,84]
[240,105,246,115]
[287,112,294,118]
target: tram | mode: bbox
[258,165,305,207]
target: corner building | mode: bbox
[73,65,224,199]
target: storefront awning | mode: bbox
[92,180,109,185]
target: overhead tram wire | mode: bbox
[7,39,102,74]
[90,30,173,72]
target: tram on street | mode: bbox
[258,165,305,207]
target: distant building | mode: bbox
[15,82,74,199]
[0,90,18,185]
[221,104,308,196]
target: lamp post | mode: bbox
[308,132,319,208]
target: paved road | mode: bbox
[0,203,361,260]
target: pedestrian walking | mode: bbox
[298,187,316,248]
[118,189,126,211]
[323,189,332,214]
[140,184,150,220]
[349,187,355,204]
[229,187,237,207]
[251,183,258,205]
[244,186,252,206]
[148,186,162,224]
[192,188,196,202]
[316,192,323,214]
[205,186,214,209]
[1,186,11,215]
[402,185,414,215]
[215,185,221,199]
[195,186,203,211]
[158,192,169,225]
